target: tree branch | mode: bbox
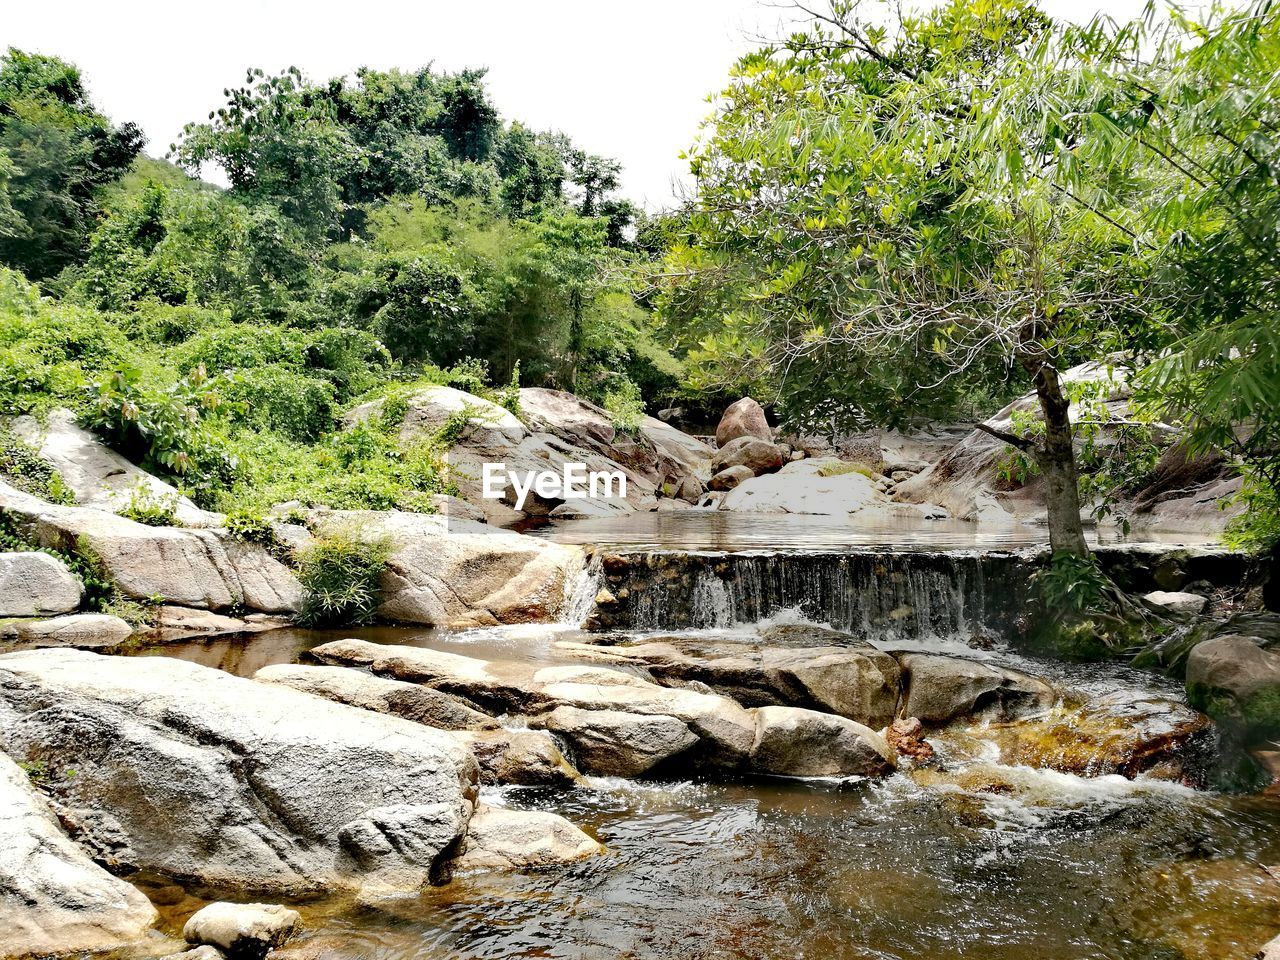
[974,421,1038,452]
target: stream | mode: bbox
[121,517,1280,960]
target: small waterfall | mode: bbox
[587,549,1034,643]
[562,552,603,626]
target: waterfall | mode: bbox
[587,549,1034,643]
[562,551,603,626]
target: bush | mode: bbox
[599,375,645,434]
[118,483,178,526]
[0,428,74,503]
[223,366,336,441]
[297,527,391,626]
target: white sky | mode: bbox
[4,0,1153,210]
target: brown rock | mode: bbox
[715,397,771,447]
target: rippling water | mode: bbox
[128,622,1280,960]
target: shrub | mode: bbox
[224,508,278,546]
[118,483,178,526]
[297,527,391,626]
[0,429,74,503]
[600,375,645,434]
[222,365,336,441]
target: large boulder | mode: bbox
[711,436,784,476]
[897,653,1056,725]
[750,706,895,778]
[183,902,300,960]
[1187,634,1280,741]
[715,397,771,447]
[708,465,754,492]
[554,636,902,728]
[0,481,302,614]
[639,416,715,483]
[0,751,157,957]
[345,384,524,447]
[0,613,133,649]
[451,729,582,787]
[10,408,220,528]
[254,663,499,731]
[717,458,887,515]
[317,511,580,627]
[0,649,479,896]
[533,705,700,777]
[0,551,82,617]
[446,805,604,874]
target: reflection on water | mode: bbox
[124,622,1280,960]
[525,511,1219,554]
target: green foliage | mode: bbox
[0,428,73,502]
[1225,474,1280,553]
[224,507,278,545]
[117,483,178,526]
[599,375,645,434]
[296,526,391,626]
[1033,552,1112,617]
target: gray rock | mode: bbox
[708,465,754,492]
[898,653,1056,725]
[0,551,82,616]
[447,805,604,873]
[1187,634,1280,743]
[715,397,771,447]
[159,947,225,960]
[533,705,699,777]
[0,649,479,896]
[0,751,157,957]
[750,706,896,778]
[183,902,300,960]
[1,612,133,649]
[1258,932,1280,960]
[717,458,885,515]
[711,436,784,475]
[451,728,582,786]
[254,663,499,731]
[1143,590,1208,616]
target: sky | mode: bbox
[4,0,1154,210]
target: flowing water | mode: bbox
[116,516,1280,960]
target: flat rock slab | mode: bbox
[0,551,82,617]
[1,613,133,649]
[0,648,479,896]
[448,805,605,874]
[0,751,157,957]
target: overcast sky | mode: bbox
[5,0,1154,210]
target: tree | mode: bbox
[0,48,143,279]
[666,0,1168,556]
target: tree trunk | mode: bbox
[1028,360,1090,557]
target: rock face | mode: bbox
[750,706,895,778]
[452,729,582,787]
[0,613,133,649]
[0,551,82,617]
[317,511,580,627]
[711,437,784,476]
[0,481,302,614]
[0,649,479,896]
[310,639,897,780]
[183,902,300,960]
[1187,634,1280,740]
[255,663,499,731]
[715,397,771,447]
[897,653,1056,725]
[554,637,902,728]
[717,459,886,515]
[11,408,218,527]
[0,751,157,958]
[447,805,605,873]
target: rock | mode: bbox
[447,805,604,873]
[0,551,82,616]
[452,729,582,787]
[1144,590,1208,616]
[183,902,300,960]
[1187,634,1280,740]
[143,606,288,644]
[255,663,499,731]
[717,458,885,514]
[1258,934,1280,960]
[554,636,902,728]
[0,649,479,895]
[428,494,487,523]
[897,653,1056,725]
[708,465,754,492]
[533,705,700,777]
[0,612,133,649]
[346,384,524,445]
[0,481,302,614]
[10,408,219,527]
[315,511,580,626]
[0,750,157,957]
[160,947,225,960]
[639,416,715,483]
[710,437,784,475]
[715,397,771,447]
[886,717,935,762]
[749,706,896,778]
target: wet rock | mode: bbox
[711,437,784,476]
[255,663,499,731]
[143,606,289,644]
[0,551,82,616]
[1,612,133,648]
[897,653,1056,725]
[750,706,896,778]
[0,751,157,957]
[715,397,771,447]
[452,729,582,787]
[183,902,300,960]
[554,636,901,728]
[0,649,478,895]
[1259,933,1280,959]
[708,465,754,492]
[160,946,225,960]
[447,805,605,873]
[1144,590,1208,616]
[1186,634,1280,740]
[886,717,935,762]
[533,705,699,777]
